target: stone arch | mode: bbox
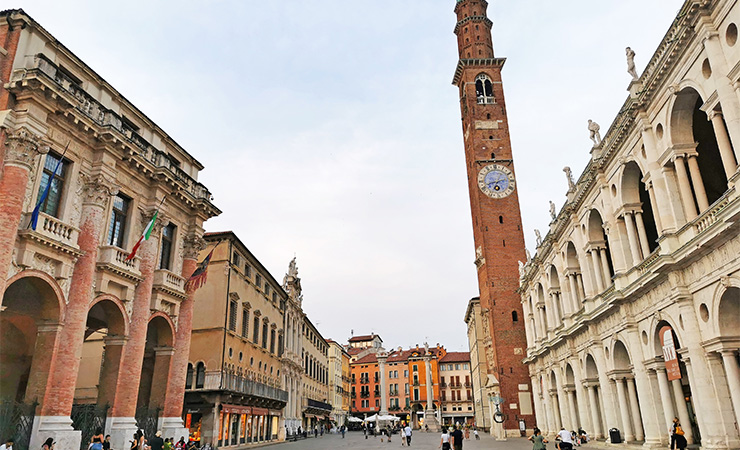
[137,313,176,410]
[717,287,740,337]
[548,265,561,289]
[670,86,729,210]
[587,209,615,282]
[584,353,599,380]
[651,317,683,358]
[565,241,581,270]
[612,340,632,371]
[89,294,129,337]
[620,161,659,258]
[0,272,65,402]
[536,282,548,330]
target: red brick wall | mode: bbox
[0,13,22,175]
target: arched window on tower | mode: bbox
[185,363,194,389]
[475,73,494,104]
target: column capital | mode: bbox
[80,173,119,208]
[707,109,724,122]
[103,336,128,346]
[140,209,168,235]
[4,126,48,170]
[182,234,207,260]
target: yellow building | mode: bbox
[185,232,288,447]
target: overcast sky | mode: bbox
[15,1,684,351]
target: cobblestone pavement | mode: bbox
[269,431,606,450]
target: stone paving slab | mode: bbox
[258,431,609,450]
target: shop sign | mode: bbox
[660,326,681,381]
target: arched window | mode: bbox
[475,74,494,104]
[185,363,194,389]
[195,362,206,389]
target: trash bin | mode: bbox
[609,428,622,444]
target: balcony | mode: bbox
[18,212,80,253]
[97,245,141,280]
[219,371,288,403]
[306,398,332,413]
[153,269,186,298]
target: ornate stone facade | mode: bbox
[0,10,220,450]
[520,2,740,449]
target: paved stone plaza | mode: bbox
[268,432,602,450]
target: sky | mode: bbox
[13,0,684,351]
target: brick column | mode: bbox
[0,128,47,297]
[24,322,62,403]
[149,346,175,408]
[31,174,117,450]
[109,210,162,450]
[97,338,127,407]
[161,235,205,438]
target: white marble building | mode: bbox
[520,1,740,449]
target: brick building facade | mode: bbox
[0,9,219,450]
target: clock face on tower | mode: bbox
[478,164,516,198]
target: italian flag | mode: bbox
[125,210,158,261]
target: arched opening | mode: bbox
[536,283,548,332]
[612,340,644,442]
[196,362,206,389]
[584,354,605,438]
[0,274,63,403]
[565,242,585,308]
[717,287,740,429]
[549,265,565,320]
[621,162,659,262]
[652,321,699,445]
[718,287,740,336]
[137,314,175,414]
[670,87,730,217]
[564,364,580,430]
[185,363,194,389]
[587,209,614,287]
[475,73,494,104]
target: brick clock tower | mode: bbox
[452,0,534,432]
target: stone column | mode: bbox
[97,338,127,407]
[32,174,117,450]
[615,378,635,442]
[598,248,611,287]
[587,385,603,439]
[655,369,676,431]
[626,378,644,441]
[423,355,439,431]
[672,156,698,220]
[671,379,693,444]
[575,274,586,301]
[623,212,642,264]
[110,210,163,450]
[566,388,579,431]
[634,212,652,258]
[646,184,664,235]
[550,392,562,430]
[162,235,205,438]
[720,350,740,430]
[538,306,547,336]
[377,353,389,416]
[589,250,604,293]
[0,128,47,297]
[708,111,738,178]
[568,274,580,310]
[686,155,709,211]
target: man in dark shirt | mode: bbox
[451,425,464,450]
[149,431,164,450]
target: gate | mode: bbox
[0,400,37,450]
[135,407,161,441]
[71,404,109,450]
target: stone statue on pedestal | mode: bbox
[518,261,525,278]
[563,166,575,190]
[534,229,542,246]
[588,119,602,145]
[549,201,557,221]
[626,47,638,80]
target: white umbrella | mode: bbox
[378,415,400,421]
[347,417,363,423]
[364,414,378,422]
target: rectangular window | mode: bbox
[413,389,419,401]
[245,264,251,278]
[278,333,284,356]
[404,370,408,377]
[270,329,276,354]
[405,398,410,408]
[262,321,268,348]
[107,194,130,247]
[253,316,260,342]
[272,292,277,303]
[255,274,262,289]
[441,391,446,401]
[241,307,249,337]
[232,251,241,266]
[455,364,460,370]
[412,365,418,372]
[404,383,409,394]
[463,363,469,369]
[36,152,68,218]
[228,300,237,331]
[265,284,271,296]
[159,223,176,269]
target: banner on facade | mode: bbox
[222,404,251,415]
[660,326,681,381]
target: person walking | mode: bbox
[404,424,412,446]
[670,417,687,450]
[90,427,104,450]
[450,425,464,450]
[341,425,346,439]
[529,428,548,450]
[439,428,451,450]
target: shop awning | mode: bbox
[221,404,251,415]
